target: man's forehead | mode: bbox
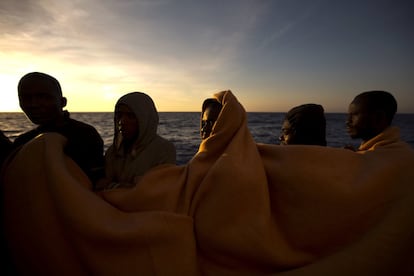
[205,104,221,113]
[116,103,133,112]
[18,78,58,94]
[349,100,371,115]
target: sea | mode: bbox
[1,112,413,165]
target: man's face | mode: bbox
[18,78,64,125]
[346,99,374,140]
[115,104,139,142]
[278,119,295,145]
[200,105,221,140]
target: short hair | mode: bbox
[353,91,397,124]
[285,103,327,146]
[18,72,62,96]
[202,98,222,114]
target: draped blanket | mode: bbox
[2,91,414,275]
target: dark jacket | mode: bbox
[0,130,12,166]
[13,111,104,183]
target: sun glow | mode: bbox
[0,74,21,112]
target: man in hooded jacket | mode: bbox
[96,92,176,190]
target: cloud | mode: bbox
[0,0,52,31]
[0,0,273,77]
[2,0,412,112]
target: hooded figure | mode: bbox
[279,103,327,146]
[200,98,222,140]
[101,92,176,190]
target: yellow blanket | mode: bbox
[2,91,414,275]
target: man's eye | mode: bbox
[116,112,135,119]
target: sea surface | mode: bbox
[1,112,413,165]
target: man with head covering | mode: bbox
[96,92,176,190]
[279,103,327,146]
[346,90,398,151]
[200,98,222,140]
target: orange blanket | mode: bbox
[2,91,414,275]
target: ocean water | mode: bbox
[1,112,413,165]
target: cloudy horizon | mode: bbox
[1,0,413,112]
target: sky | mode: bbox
[1,0,413,113]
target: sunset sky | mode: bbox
[1,0,413,113]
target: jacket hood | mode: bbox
[114,92,159,153]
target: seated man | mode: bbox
[346,90,398,151]
[13,72,105,186]
[200,98,222,140]
[96,92,176,190]
[279,103,326,146]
